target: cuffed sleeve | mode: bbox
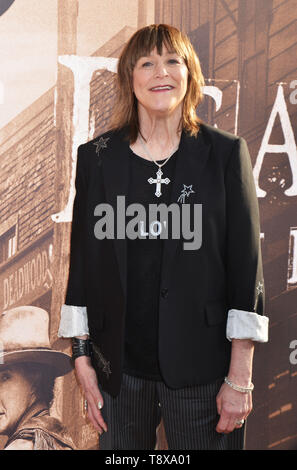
[58,304,89,338]
[225,137,268,341]
[226,309,269,342]
[58,144,89,337]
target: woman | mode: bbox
[58,24,269,450]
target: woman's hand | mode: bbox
[215,338,254,433]
[74,355,108,435]
[215,382,252,433]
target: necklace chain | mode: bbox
[137,132,180,197]
[138,133,179,168]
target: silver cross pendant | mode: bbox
[148,167,170,197]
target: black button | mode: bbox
[161,288,168,298]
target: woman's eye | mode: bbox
[0,373,11,382]
[142,59,179,67]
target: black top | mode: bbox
[123,146,178,380]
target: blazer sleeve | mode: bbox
[224,137,269,342]
[58,144,90,338]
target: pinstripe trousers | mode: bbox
[98,373,246,450]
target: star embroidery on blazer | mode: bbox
[256,281,264,295]
[92,343,112,379]
[93,136,109,154]
[253,280,264,312]
[177,184,195,203]
[93,136,110,166]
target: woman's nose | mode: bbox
[154,62,169,77]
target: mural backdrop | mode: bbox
[0,0,297,450]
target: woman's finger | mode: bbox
[86,400,104,434]
[234,417,245,429]
[216,403,245,433]
[216,409,233,433]
[85,390,108,432]
[74,359,108,433]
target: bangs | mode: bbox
[130,25,187,69]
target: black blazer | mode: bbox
[64,122,265,397]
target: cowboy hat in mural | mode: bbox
[0,305,72,375]
[0,306,75,450]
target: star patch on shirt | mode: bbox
[177,184,195,203]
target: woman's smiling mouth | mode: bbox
[150,85,175,92]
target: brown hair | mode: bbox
[109,24,205,143]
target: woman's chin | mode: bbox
[143,105,179,116]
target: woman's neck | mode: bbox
[133,109,182,159]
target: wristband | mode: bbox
[224,376,254,393]
[71,337,92,361]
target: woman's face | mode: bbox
[132,44,189,118]
[0,365,35,435]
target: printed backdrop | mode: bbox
[0,0,297,450]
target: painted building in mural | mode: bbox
[0,0,297,449]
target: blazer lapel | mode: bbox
[160,125,211,290]
[101,128,131,298]
[101,124,211,299]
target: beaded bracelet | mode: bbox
[224,376,254,393]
